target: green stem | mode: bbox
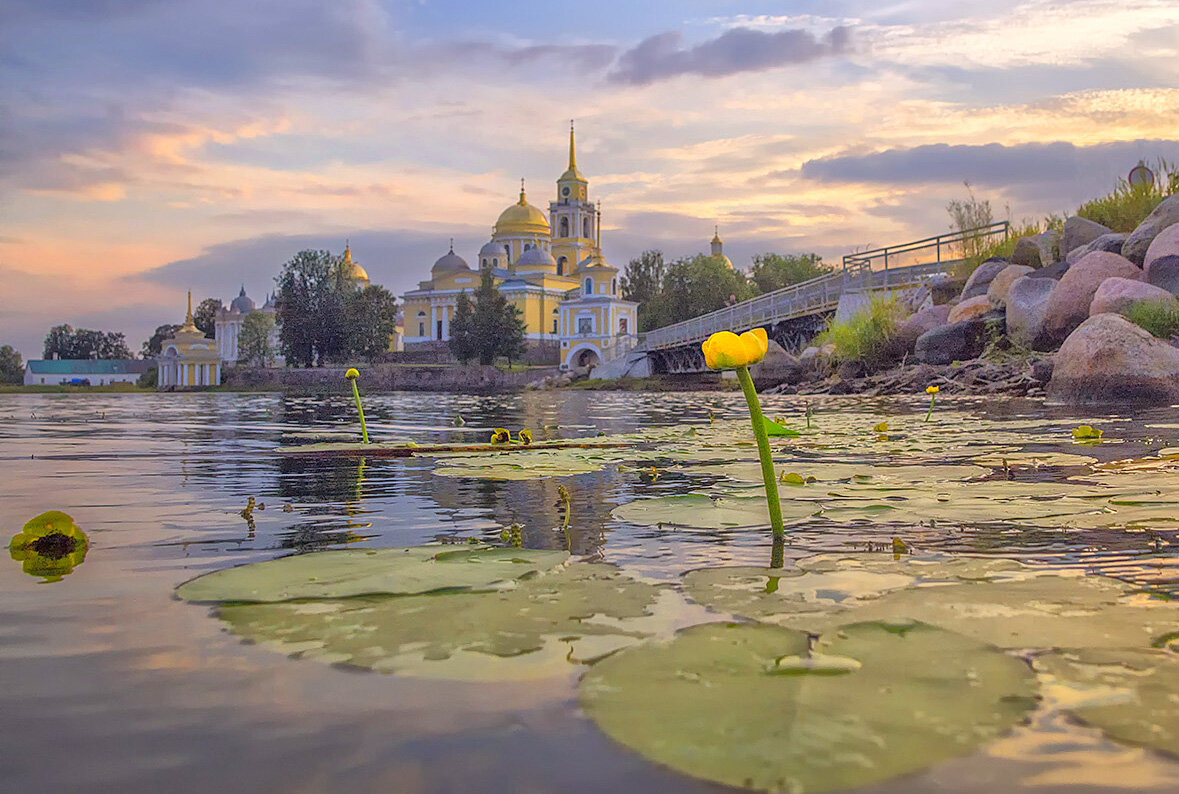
[736,365,784,538]
[351,380,370,444]
[924,394,936,423]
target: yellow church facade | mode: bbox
[401,125,638,370]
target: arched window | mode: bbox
[611,278,617,295]
[492,258,498,267]
[583,218,590,238]
[560,217,569,237]
[552,307,559,334]
[481,258,487,267]
[524,243,531,251]
[584,277,593,295]
[557,256,566,275]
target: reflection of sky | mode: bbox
[2,391,1179,791]
[4,1,1179,357]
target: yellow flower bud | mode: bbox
[700,328,768,370]
[345,368,360,380]
[926,385,939,394]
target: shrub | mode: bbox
[813,295,907,369]
[1122,299,1179,339]
[1077,158,1179,232]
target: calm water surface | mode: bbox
[2,391,1179,794]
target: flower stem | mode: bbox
[736,365,784,538]
[351,379,370,444]
[924,394,936,423]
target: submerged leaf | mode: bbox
[761,416,800,437]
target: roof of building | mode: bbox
[229,285,256,313]
[495,181,550,237]
[516,244,556,269]
[27,359,152,374]
[341,244,370,285]
[432,243,470,273]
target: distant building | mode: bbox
[157,292,221,389]
[214,285,281,365]
[24,359,151,386]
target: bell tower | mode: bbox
[551,120,597,277]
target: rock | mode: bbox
[751,341,803,388]
[1066,232,1127,264]
[1031,358,1054,384]
[837,360,866,380]
[1005,275,1056,348]
[1146,224,1179,270]
[960,258,1010,300]
[915,319,988,365]
[1032,228,1062,266]
[895,304,951,352]
[1089,277,1178,316]
[1123,194,1179,266]
[1041,251,1140,344]
[928,276,959,305]
[799,346,821,361]
[987,264,1034,307]
[1060,216,1111,257]
[1047,313,1179,405]
[1146,256,1179,297]
[1027,260,1071,280]
[1011,237,1043,267]
[947,294,993,323]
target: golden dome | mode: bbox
[495,181,550,237]
[342,244,370,286]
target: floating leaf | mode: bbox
[612,493,823,530]
[581,620,1036,793]
[1072,425,1104,440]
[761,416,800,437]
[8,510,89,583]
[176,545,570,603]
[214,563,665,681]
[779,471,806,486]
[432,450,605,480]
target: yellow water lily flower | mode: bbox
[517,429,533,445]
[701,328,768,370]
[345,368,360,380]
[9,511,89,583]
[490,428,511,444]
[926,385,939,395]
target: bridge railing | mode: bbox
[842,222,1009,272]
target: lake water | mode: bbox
[3,391,1179,794]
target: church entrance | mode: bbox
[576,348,600,369]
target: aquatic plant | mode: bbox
[489,428,511,444]
[344,368,369,444]
[700,328,783,537]
[8,510,89,583]
[1072,424,1103,441]
[924,385,939,422]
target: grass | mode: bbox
[1077,159,1179,232]
[0,383,153,394]
[954,217,1062,281]
[1122,299,1179,339]
[812,295,907,369]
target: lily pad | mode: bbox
[176,545,570,603]
[580,620,1037,793]
[612,493,822,530]
[432,450,606,480]
[215,563,665,680]
[1038,649,1179,757]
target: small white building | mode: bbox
[24,359,151,386]
[214,286,282,365]
[157,293,221,389]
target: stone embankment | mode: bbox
[224,363,564,393]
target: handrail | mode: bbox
[842,221,1009,271]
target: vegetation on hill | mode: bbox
[1122,299,1179,339]
[813,295,907,369]
[1077,158,1179,232]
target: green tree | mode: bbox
[0,345,23,384]
[620,250,666,331]
[238,311,277,367]
[194,298,222,338]
[275,249,348,367]
[447,292,477,364]
[749,252,831,293]
[464,269,527,366]
[43,325,132,359]
[645,255,757,329]
[141,324,181,358]
[344,285,398,360]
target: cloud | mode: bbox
[608,26,852,85]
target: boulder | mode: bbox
[751,341,803,388]
[1146,256,1179,297]
[1027,260,1071,280]
[1005,275,1056,348]
[895,304,951,352]
[1066,232,1127,264]
[915,318,989,365]
[799,346,821,361]
[1060,216,1111,258]
[1047,313,1179,405]
[961,258,1010,300]
[1032,228,1062,266]
[1011,237,1043,267]
[947,294,993,323]
[987,264,1034,307]
[1041,251,1140,344]
[1089,277,1178,317]
[928,276,960,305]
[1122,194,1179,266]
[1146,223,1179,269]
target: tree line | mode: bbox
[620,250,831,331]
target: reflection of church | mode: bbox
[401,124,639,370]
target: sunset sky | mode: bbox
[3,0,1178,359]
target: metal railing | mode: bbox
[842,221,1009,271]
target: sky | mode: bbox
[2,0,1178,359]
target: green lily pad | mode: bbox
[1037,649,1179,757]
[612,493,823,530]
[215,563,665,680]
[761,416,800,437]
[432,450,606,480]
[176,546,570,603]
[580,620,1037,793]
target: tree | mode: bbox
[193,298,221,338]
[141,324,181,358]
[620,250,666,331]
[344,285,398,360]
[43,325,132,359]
[644,255,757,329]
[0,345,22,384]
[749,252,831,294]
[946,181,994,261]
[447,292,477,364]
[457,269,528,366]
[275,249,347,367]
[238,312,277,368]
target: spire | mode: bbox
[711,226,724,257]
[343,240,352,263]
[187,290,193,323]
[239,284,246,297]
[596,200,602,249]
[449,237,454,252]
[568,119,577,171]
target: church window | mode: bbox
[418,322,424,336]
[619,317,628,334]
[583,218,590,238]
[557,256,566,275]
[584,277,593,294]
[578,317,593,335]
[611,278,617,294]
[482,258,487,267]
[562,186,570,197]
[437,320,443,340]
[560,217,569,237]
[492,258,498,267]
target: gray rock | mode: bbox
[1047,313,1179,405]
[1089,277,1178,316]
[928,276,959,305]
[751,340,803,388]
[1041,251,1140,344]
[1027,260,1071,280]
[1032,228,1062,267]
[1005,275,1056,348]
[987,264,1034,308]
[1122,194,1179,266]
[1145,256,1179,297]
[1060,216,1111,258]
[915,318,989,365]
[1066,232,1127,264]
[1145,224,1179,273]
[1011,237,1043,267]
[1031,358,1054,384]
[961,258,1010,300]
[799,346,821,361]
[895,304,951,352]
[947,294,993,324]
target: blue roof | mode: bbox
[27,359,152,375]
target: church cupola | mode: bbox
[557,120,587,203]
